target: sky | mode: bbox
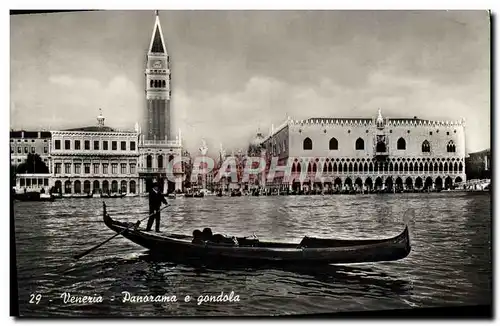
[10,10,490,155]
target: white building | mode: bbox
[50,112,140,195]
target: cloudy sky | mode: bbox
[10,10,490,154]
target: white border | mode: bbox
[4,1,497,325]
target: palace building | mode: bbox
[50,111,140,195]
[259,109,467,192]
[138,11,184,194]
[10,130,52,169]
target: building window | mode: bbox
[74,163,81,174]
[94,140,99,150]
[84,140,90,150]
[93,164,100,174]
[20,178,25,187]
[75,140,81,150]
[397,138,406,150]
[84,163,90,174]
[65,140,71,150]
[303,137,313,150]
[130,141,136,151]
[24,147,28,154]
[329,138,338,150]
[112,163,118,174]
[447,132,450,136]
[447,141,456,153]
[355,138,364,150]
[44,147,48,154]
[121,163,127,174]
[422,140,431,153]
[64,163,71,174]
[55,140,61,150]
[44,178,49,186]
[31,147,35,153]
[112,141,117,151]
[55,163,62,174]
[103,141,108,150]
[429,131,433,136]
[130,163,136,174]
[17,147,21,153]
[121,141,126,151]
[103,164,109,174]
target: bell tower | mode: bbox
[145,10,171,141]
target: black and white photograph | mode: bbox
[9,7,492,318]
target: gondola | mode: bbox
[102,203,411,265]
[71,193,93,199]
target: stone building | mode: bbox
[138,11,184,194]
[259,109,467,192]
[10,130,52,170]
[50,111,140,195]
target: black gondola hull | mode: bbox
[102,203,411,265]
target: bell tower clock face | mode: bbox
[152,60,163,69]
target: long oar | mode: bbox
[73,204,169,260]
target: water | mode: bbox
[13,193,491,317]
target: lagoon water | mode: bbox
[13,192,491,316]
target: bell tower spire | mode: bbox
[144,10,171,141]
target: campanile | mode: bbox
[144,10,171,141]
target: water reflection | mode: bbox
[13,192,491,316]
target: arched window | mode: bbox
[157,155,164,169]
[397,138,406,150]
[74,180,81,194]
[422,140,431,153]
[121,180,127,193]
[146,155,152,168]
[329,137,338,150]
[303,137,312,150]
[447,140,456,153]
[355,138,364,150]
[129,180,136,194]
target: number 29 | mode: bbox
[29,294,42,304]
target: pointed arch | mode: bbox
[389,162,394,172]
[397,137,406,150]
[328,162,333,173]
[447,140,456,153]
[353,162,358,172]
[355,138,365,150]
[344,163,348,172]
[459,162,463,173]
[444,162,448,172]
[333,162,337,173]
[394,162,399,172]
[329,137,338,150]
[303,137,313,150]
[454,162,458,173]
[409,162,413,172]
[422,140,431,153]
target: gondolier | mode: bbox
[146,182,168,232]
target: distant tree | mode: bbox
[16,153,49,174]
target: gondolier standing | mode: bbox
[146,182,168,232]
